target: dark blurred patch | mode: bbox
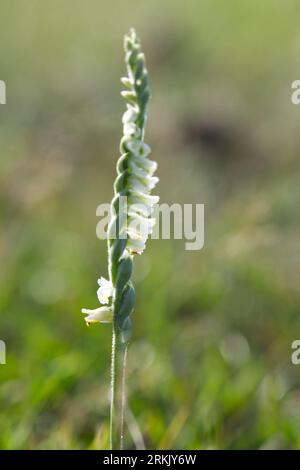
[183,118,233,157]
[180,113,266,183]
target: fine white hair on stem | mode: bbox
[82,28,158,450]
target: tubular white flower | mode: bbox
[128,202,152,217]
[128,213,155,240]
[128,174,159,193]
[81,306,113,325]
[124,123,140,139]
[122,104,138,123]
[126,140,151,158]
[129,191,159,209]
[129,158,157,178]
[97,277,114,304]
[126,231,146,254]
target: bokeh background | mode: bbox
[1,0,300,449]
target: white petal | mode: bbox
[128,160,148,178]
[131,156,157,175]
[128,213,155,238]
[129,201,152,217]
[127,227,147,243]
[97,277,112,288]
[127,140,151,158]
[122,105,138,123]
[81,306,113,325]
[129,191,159,207]
[126,236,146,255]
[96,277,113,304]
[128,175,150,193]
[128,211,156,226]
[123,123,141,139]
[121,77,134,89]
[129,175,159,193]
[140,175,159,190]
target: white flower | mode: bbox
[126,232,146,254]
[97,277,113,304]
[119,79,159,256]
[128,202,152,217]
[130,156,157,175]
[122,104,138,123]
[126,214,156,254]
[81,306,113,325]
[128,160,148,178]
[128,212,155,238]
[124,123,140,139]
[129,174,159,193]
[129,191,159,208]
[121,76,134,89]
[126,140,151,158]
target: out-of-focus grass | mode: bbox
[1,0,300,449]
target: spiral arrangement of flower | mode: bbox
[82,29,158,449]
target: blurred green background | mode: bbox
[1,0,300,449]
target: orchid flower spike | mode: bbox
[82,28,158,450]
[82,28,158,338]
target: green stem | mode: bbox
[109,323,127,450]
[109,325,117,450]
[120,343,128,450]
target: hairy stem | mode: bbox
[110,324,128,449]
[120,343,129,450]
[109,325,116,449]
